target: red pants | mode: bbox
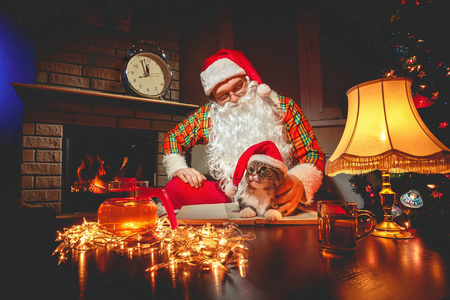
[164,177,232,210]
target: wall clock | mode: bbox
[121,41,172,99]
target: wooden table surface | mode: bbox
[1,210,449,300]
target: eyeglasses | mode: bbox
[214,80,247,104]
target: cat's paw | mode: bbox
[303,198,314,206]
[240,207,257,218]
[264,209,282,221]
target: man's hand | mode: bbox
[172,168,207,189]
[275,174,304,215]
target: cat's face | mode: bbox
[245,160,283,190]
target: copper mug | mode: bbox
[317,201,376,252]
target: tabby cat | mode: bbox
[237,160,285,221]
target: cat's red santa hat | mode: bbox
[224,141,288,197]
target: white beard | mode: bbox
[206,81,292,195]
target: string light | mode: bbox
[53,217,255,274]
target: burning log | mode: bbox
[72,154,109,194]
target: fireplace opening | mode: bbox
[63,125,157,214]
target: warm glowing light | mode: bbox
[150,270,157,293]
[238,259,248,278]
[237,244,249,250]
[55,217,254,276]
[431,191,443,199]
[77,160,86,182]
[326,77,450,176]
[325,77,450,240]
[73,154,110,193]
[432,92,439,100]
[386,70,395,77]
[427,184,436,189]
[115,157,129,181]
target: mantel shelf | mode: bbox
[11,82,199,116]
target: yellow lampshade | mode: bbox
[326,77,450,176]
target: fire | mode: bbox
[72,154,109,194]
[114,157,129,181]
[77,160,85,182]
[91,155,107,192]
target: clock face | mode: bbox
[122,52,172,98]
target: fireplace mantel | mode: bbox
[12,82,199,116]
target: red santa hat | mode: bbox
[200,49,263,96]
[224,141,288,197]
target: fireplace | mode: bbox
[15,83,199,215]
[62,125,157,214]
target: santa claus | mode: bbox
[162,49,325,214]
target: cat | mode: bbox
[237,160,285,221]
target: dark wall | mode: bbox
[179,2,226,106]
[233,1,301,100]
[178,0,395,109]
[0,1,37,201]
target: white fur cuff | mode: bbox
[289,164,323,205]
[162,153,189,179]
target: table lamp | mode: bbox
[325,77,450,239]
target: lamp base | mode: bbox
[371,171,416,239]
[372,220,416,239]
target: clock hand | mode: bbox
[139,75,163,78]
[140,60,149,76]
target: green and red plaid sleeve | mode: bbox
[279,96,325,172]
[163,103,212,155]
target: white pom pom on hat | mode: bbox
[257,84,271,97]
[224,182,238,197]
[224,141,288,197]
[200,49,263,96]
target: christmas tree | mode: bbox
[350,0,449,236]
[382,0,449,147]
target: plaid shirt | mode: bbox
[163,95,325,171]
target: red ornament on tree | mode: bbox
[413,93,433,108]
[439,121,448,129]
